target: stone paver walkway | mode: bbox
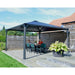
[2,50,75,67]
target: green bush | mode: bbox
[0,42,6,51]
[0,26,6,42]
[48,41,68,52]
[0,36,6,42]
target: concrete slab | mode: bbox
[2,50,75,67]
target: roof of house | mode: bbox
[50,13,75,26]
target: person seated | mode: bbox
[27,40,32,48]
[28,40,32,44]
[38,39,43,45]
[35,39,43,49]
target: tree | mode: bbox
[3,26,5,30]
[0,26,6,42]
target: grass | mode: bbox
[0,51,27,67]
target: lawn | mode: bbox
[0,51,27,67]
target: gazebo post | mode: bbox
[6,30,7,51]
[39,31,41,40]
[66,29,70,48]
[23,25,26,59]
[66,29,71,54]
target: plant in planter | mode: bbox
[48,41,68,57]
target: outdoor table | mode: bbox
[34,44,41,52]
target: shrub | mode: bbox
[0,42,6,51]
[48,41,68,52]
[0,36,6,42]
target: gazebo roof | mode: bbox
[6,20,68,32]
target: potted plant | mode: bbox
[48,41,68,57]
[34,41,37,45]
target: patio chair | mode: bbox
[36,43,47,54]
[30,44,35,52]
[26,43,31,52]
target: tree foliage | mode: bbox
[0,26,6,42]
[7,31,24,36]
[0,26,37,42]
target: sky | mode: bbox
[0,8,75,30]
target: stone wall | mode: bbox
[7,35,37,50]
[40,31,67,48]
[64,24,75,49]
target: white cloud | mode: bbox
[40,19,53,23]
[38,9,75,17]
[0,8,30,14]
[0,26,2,30]
[0,21,22,29]
[38,9,63,16]
[0,22,20,26]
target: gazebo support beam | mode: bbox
[23,25,26,59]
[39,31,41,40]
[66,29,70,48]
[6,30,7,51]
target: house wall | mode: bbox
[63,23,75,49]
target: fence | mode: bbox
[7,35,37,50]
[7,31,67,50]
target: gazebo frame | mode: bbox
[6,21,70,59]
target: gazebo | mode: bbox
[6,21,69,59]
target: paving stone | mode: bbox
[2,50,75,67]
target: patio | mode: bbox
[2,50,75,67]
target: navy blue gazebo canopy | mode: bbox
[6,20,69,59]
[6,20,68,32]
